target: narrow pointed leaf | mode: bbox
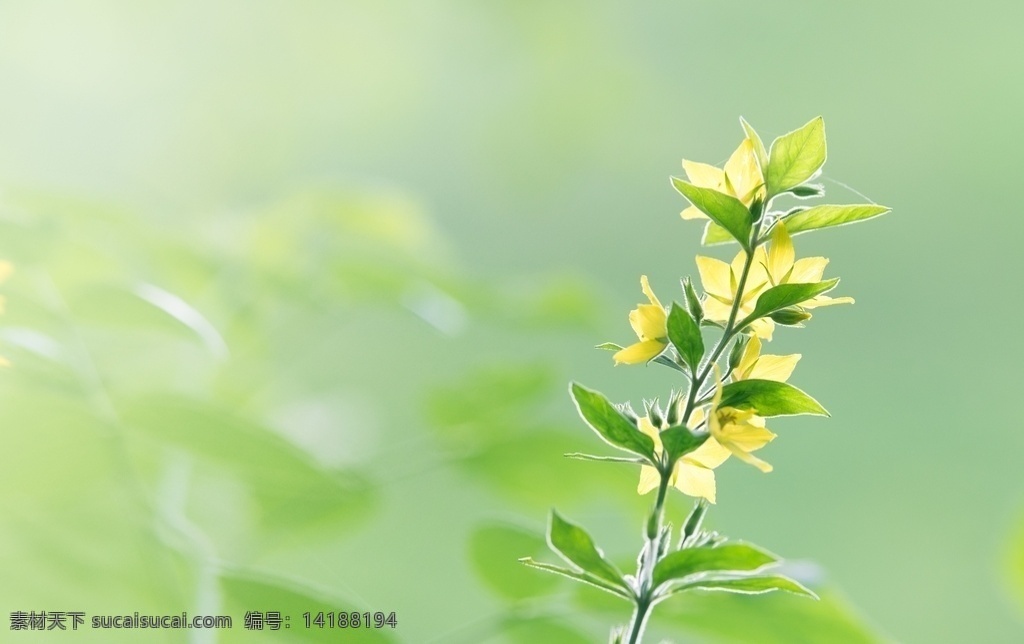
[570,383,656,459]
[653,543,778,589]
[702,221,737,246]
[766,117,826,196]
[671,179,752,247]
[667,303,703,371]
[564,453,645,464]
[595,342,624,351]
[747,279,839,321]
[519,558,632,600]
[720,379,828,417]
[668,574,818,599]
[659,426,708,464]
[547,511,630,592]
[740,117,769,171]
[782,204,891,235]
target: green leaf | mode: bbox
[669,574,818,599]
[564,452,645,464]
[595,342,623,351]
[667,303,703,371]
[720,380,829,417]
[653,543,778,589]
[671,178,752,247]
[782,204,892,235]
[765,117,826,197]
[747,279,839,321]
[740,117,769,172]
[787,184,825,199]
[469,523,560,600]
[547,511,631,593]
[702,221,737,246]
[659,426,708,464]
[519,558,631,600]
[569,383,656,459]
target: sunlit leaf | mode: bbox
[671,179,753,247]
[781,204,891,236]
[548,511,630,593]
[720,380,829,417]
[570,383,655,460]
[653,543,778,589]
[765,117,826,196]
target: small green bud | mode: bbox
[665,390,684,426]
[681,500,708,545]
[682,277,704,324]
[789,183,824,199]
[644,398,663,428]
[727,337,748,372]
[749,194,765,222]
[769,307,813,326]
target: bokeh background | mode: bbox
[1,1,1023,642]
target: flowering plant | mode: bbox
[520,117,890,643]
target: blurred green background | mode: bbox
[1,1,1023,642]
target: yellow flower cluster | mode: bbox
[612,134,853,501]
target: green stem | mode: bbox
[626,599,652,644]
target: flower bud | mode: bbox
[727,337,748,372]
[769,307,813,326]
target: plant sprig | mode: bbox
[523,116,890,643]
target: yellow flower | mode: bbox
[731,336,800,383]
[709,366,776,473]
[695,248,775,340]
[765,222,854,310]
[636,412,731,504]
[680,138,765,221]
[613,275,668,365]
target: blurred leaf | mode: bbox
[470,523,560,601]
[220,570,396,643]
[118,395,375,534]
[569,383,655,459]
[491,615,592,644]
[547,511,629,593]
[666,302,703,371]
[720,380,829,417]
[746,280,839,322]
[653,543,778,589]
[426,364,553,453]
[782,204,891,236]
[1007,515,1024,610]
[765,117,826,197]
[671,179,752,248]
[653,588,881,643]
[668,574,816,598]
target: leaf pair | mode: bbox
[652,541,815,599]
[569,383,706,465]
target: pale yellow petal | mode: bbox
[613,340,666,365]
[696,256,732,299]
[674,461,717,503]
[734,336,762,380]
[722,423,776,452]
[629,304,667,340]
[702,297,733,323]
[767,224,795,281]
[684,436,731,470]
[723,139,762,204]
[688,406,706,429]
[729,447,774,473]
[681,205,709,221]
[640,275,663,308]
[637,464,661,495]
[637,416,664,454]
[747,353,801,382]
[803,294,854,309]
[789,257,829,284]
[749,318,775,341]
[682,160,724,189]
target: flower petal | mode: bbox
[696,256,733,300]
[613,339,667,365]
[682,160,724,189]
[803,294,854,309]
[680,205,709,221]
[789,257,829,283]
[767,224,795,282]
[684,436,731,470]
[640,275,663,308]
[747,353,801,382]
[637,464,661,495]
[674,461,718,503]
[629,304,667,340]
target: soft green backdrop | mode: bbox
[1,1,1022,642]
